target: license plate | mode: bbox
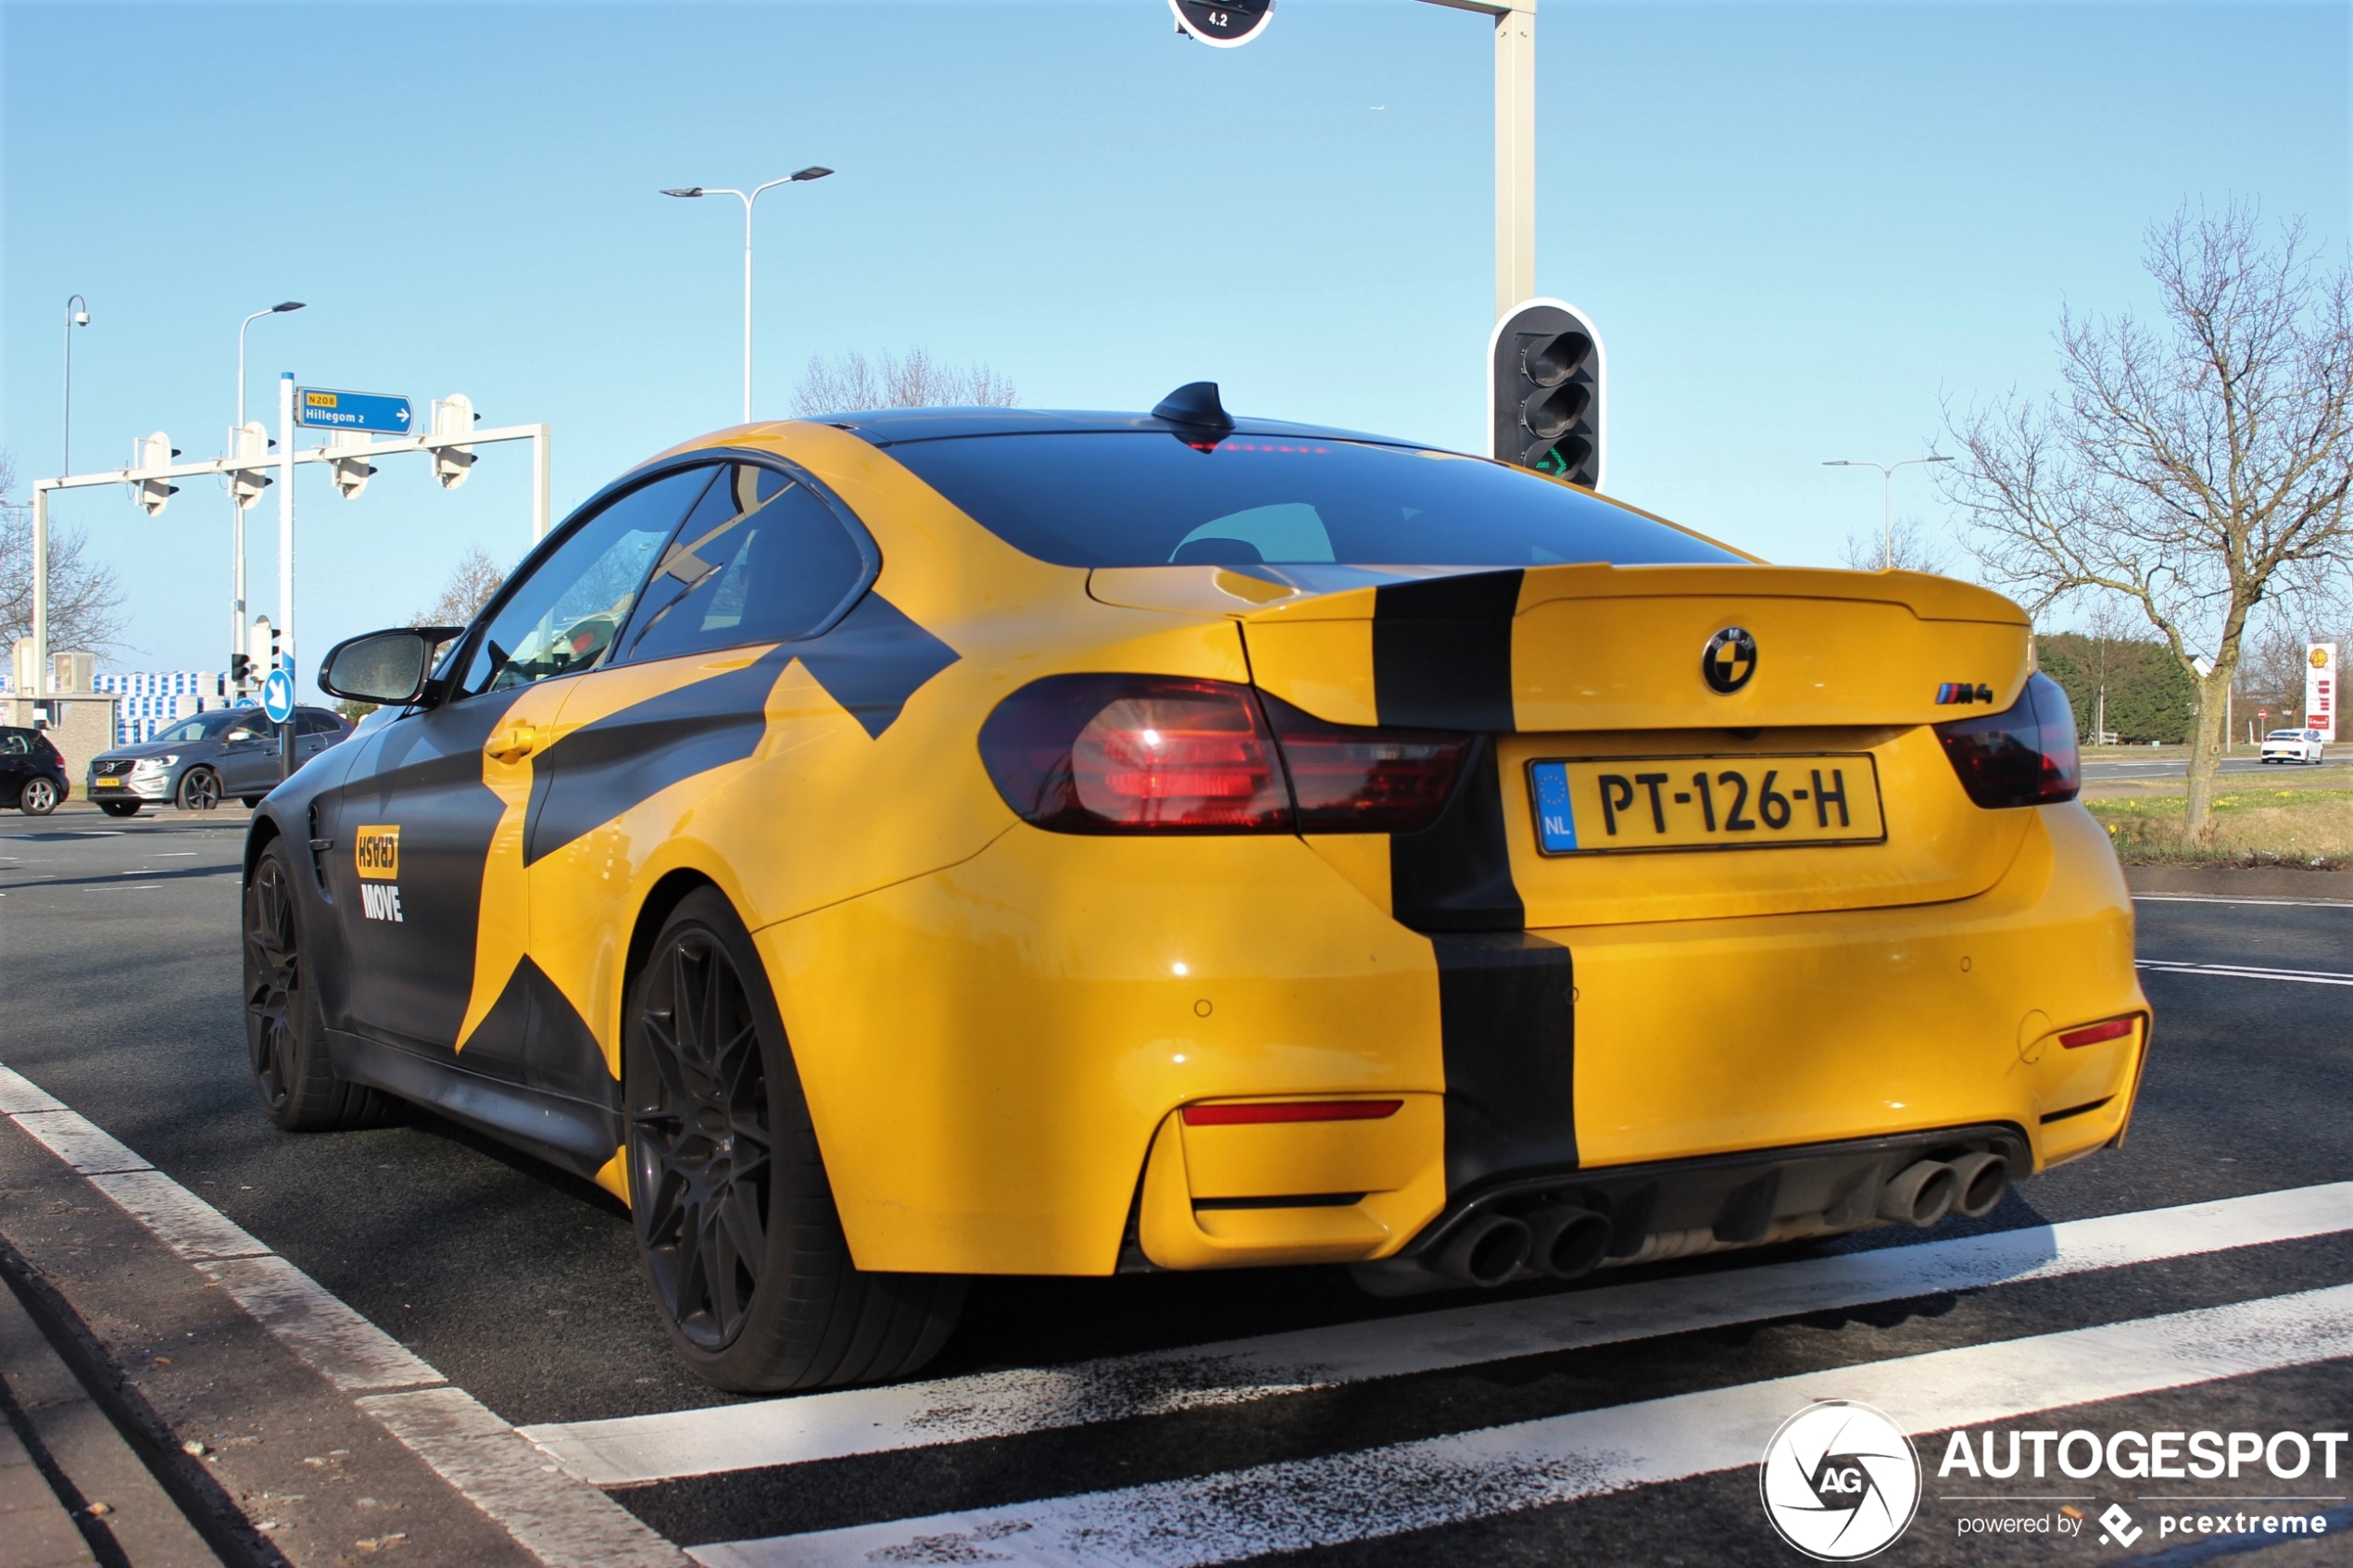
[1529,755,1885,854]
[94,777,120,788]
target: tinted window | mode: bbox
[0,734,28,755]
[459,467,716,697]
[621,464,870,664]
[886,433,1741,569]
[296,710,341,735]
[154,710,256,744]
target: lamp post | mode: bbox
[1823,455,1953,570]
[234,302,305,696]
[661,168,833,422]
[61,295,90,477]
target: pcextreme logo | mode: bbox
[1759,1400,1922,1561]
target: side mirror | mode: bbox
[318,626,466,707]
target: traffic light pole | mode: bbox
[21,417,551,715]
[1417,0,1537,319]
[278,373,298,781]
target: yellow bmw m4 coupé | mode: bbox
[247,385,2147,1390]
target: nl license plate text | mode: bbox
[1529,756,1886,854]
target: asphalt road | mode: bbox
[1,806,2348,1566]
[2080,753,2347,783]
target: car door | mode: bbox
[0,732,30,803]
[295,709,342,767]
[517,460,883,1089]
[313,463,719,1085]
[215,717,277,795]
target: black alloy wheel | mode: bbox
[18,777,57,815]
[245,851,302,1117]
[177,768,221,811]
[631,925,774,1352]
[624,888,965,1391]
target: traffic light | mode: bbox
[249,616,277,682]
[227,421,273,508]
[1489,299,1604,487]
[327,431,378,499]
[231,651,251,688]
[132,432,182,516]
[430,394,476,490]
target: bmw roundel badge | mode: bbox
[1703,626,1758,694]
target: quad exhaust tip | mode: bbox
[1879,1160,1959,1228]
[1947,1151,2010,1219]
[1434,1213,1532,1287]
[1526,1204,1613,1281]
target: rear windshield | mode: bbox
[884,433,1741,569]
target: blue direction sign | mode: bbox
[295,386,414,434]
[260,668,296,725]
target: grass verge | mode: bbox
[2084,787,2353,869]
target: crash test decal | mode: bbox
[1760,1402,2349,1557]
[1759,1400,1921,1560]
[353,824,404,922]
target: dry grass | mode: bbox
[2085,788,2353,868]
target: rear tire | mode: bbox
[243,839,397,1131]
[625,887,964,1392]
[96,799,141,817]
[18,778,57,815]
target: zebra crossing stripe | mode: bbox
[521,1183,2353,1487]
[2137,960,2353,986]
[686,1281,2353,1568]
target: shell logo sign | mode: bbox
[2307,644,2336,742]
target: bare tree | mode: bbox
[1944,203,2353,833]
[791,348,1019,416]
[0,451,127,659]
[412,546,507,627]
[1838,513,1953,575]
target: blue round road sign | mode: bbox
[260,668,296,725]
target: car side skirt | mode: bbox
[326,1029,623,1183]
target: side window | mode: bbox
[0,734,30,756]
[296,711,338,736]
[619,464,871,665]
[459,466,719,698]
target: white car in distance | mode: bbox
[2259,728,2328,764]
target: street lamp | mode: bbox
[662,167,834,422]
[62,295,90,476]
[234,302,304,694]
[1823,455,1954,570]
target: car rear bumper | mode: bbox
[761,801,2145,1277]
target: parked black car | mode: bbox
[1,726,69,815]
[85,706,351,815]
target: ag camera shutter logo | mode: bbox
[1759,1400,1922,1561]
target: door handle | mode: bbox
[486,723,543,764]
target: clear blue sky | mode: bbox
[6,1,2347,689]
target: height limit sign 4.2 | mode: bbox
[295,387,414,435]
[1170,0,1273,47]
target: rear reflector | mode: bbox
[1182,1099,1404,1125]
[2058,1017,2136,1049]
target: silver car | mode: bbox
[84,706,351,815]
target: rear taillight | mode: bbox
[979,676,1474,834]
[1261,695,1473,833]
[1935,671,2081,808]
[978,674,1290,832]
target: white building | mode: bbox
[90,671,235,746]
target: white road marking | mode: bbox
[0,1059,689,1568]
[2134,894,2353,909]
[693,1283,2353,1568]
[2138,959,2353,986]
[522,1182,2353,1488]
